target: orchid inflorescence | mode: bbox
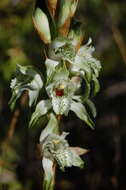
[9,0,101,189]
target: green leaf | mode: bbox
[33,8,51,44]
[29,100,52,128]
[9,65,43,110]
[45,58,59,84]
[40,113,59,142]
[70,101,94,128]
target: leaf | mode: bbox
[84,99,97,118]
[70,101,94,128]
[29,100,52,128]
[33,8,51,44]
[40,113,59,143]
[45,58,59,84]
[9,65,43,110]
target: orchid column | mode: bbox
[9,0,101,190]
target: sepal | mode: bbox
[84,99,97,118]
[29,100,52,128]
[45,58,59,85]
[70,100,94,129]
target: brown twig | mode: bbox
[111,25,126,65]
[7,91,28,140]
[105,1,126,65]
[7,109,20,139]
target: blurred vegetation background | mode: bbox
[0,0,126,189]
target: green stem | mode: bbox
[43,163,56,190]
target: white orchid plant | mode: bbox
[9,0,101,189]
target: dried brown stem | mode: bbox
[111,25,126,65]
[105,1,126,65]
[7,91,28,140]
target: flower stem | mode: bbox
[43,162,56,190]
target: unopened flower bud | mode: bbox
[57,0,79,36]
[33,8,51,44]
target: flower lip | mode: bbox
[53,81,67,97]
[55,89,64,96]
